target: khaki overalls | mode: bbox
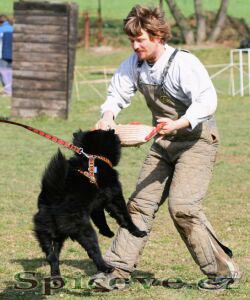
[105,49,236,278]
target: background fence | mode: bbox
[74,48,250,102]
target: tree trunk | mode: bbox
[96,0,103,46]
[208,0,229,42]
[194,0,206,43]
[159,0,163,9]
[165,0,195,44]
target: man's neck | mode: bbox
[147,44,165,64]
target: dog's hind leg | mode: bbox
[49,238,65,277]
[36,231,65,277]
[91,208,114,238]
[74,221,114,273]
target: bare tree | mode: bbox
[165,0,230,44]
[159,0,163,9]
[96,0,103,46]
[208,0,229,42]
[194,0,206,43]
[165,0,195,44]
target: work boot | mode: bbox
[198,259,242,291]
[198,276,234,291]
[90,268,131,292]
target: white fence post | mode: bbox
[239,50,244,96]
[73,49,250,99]
[248,50,250,96]
[230,50,235,96]
[230,48,250,97]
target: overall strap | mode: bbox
[136,48,179,88]
[159,48,179,85]
[136,59,144,86]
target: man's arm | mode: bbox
[178,53,217,130]
[95,54,138,130]
[95,111,116,130]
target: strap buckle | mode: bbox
[79,147,89,158]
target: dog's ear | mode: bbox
[72,129,86,147]
[73,129,83,138]
[108,129,115,134]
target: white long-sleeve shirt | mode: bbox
[101,44,217,129]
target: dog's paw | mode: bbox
[50,276,65,288]
[99,229,115,238]
[104,265,115,273]
[98,262,114,273]
[122,224,147,238]
[131,229,147,238]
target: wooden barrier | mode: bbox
[11,1,78,118]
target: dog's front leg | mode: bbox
[105,191,147,238]
[91,208,114,238]
[75,220,114,273]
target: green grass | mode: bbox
[2,1,249,47]
[0,46,249,299]
[1,0,250,21]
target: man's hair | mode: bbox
[123,5,171,43]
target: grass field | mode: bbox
[0,44,249,300]
[1,0,250,21]
[1,1,249,47]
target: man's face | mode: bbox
[128,29,162,62]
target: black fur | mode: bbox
[33,129,146,278]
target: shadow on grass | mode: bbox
[10,257,97,276]
[0,257,156,298]
[0,281,93,300]
[0,258,97,298]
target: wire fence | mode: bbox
[74,50,250,101]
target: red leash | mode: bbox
[0,119,83,155]
[0,119,113,185]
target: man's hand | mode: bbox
[156,117,190,139]
[95,111,116,130]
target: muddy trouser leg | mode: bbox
[168,139,238,278]
[104,144,173,273]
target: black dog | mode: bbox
[33,129,146,278]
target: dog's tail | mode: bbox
[41,149,68,197]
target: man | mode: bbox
[0,15,13,96]
[93,5,241,291]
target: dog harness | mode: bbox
[0,119,113,185]
[78,154,112,186]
